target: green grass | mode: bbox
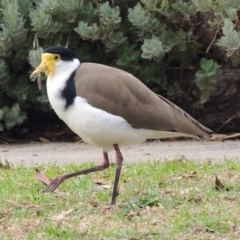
[1,159,240,239]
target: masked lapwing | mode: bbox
[31,46,212,205]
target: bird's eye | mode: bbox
[54,55,60,60]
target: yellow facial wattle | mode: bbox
[30,53,60,78]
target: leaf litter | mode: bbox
[215,176,229,191]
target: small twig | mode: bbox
[179,68,183,86]
[93,0,102,29]
[33,33,39,49]
[7,200,22,208]
[37,76,42,91]
[111,0,114,7]
[206,23,221,54]
[65,36,70,48]
[0,217,7,223]
[187,83,195,98]
[215,112,240,133]
[215,176,229,191]
[7,200,56,209]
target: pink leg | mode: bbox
[44,151,110,192]
[111,144,124,205]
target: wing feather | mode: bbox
[75,63,212,136]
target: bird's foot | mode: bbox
[35,168,51,185]
[44,175,65,193]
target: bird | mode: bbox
[30,46,212,205]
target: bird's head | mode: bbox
[30,46,79,78]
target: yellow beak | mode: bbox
[30,53,55,78]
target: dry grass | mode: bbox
[1,158,240,239]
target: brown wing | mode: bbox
[75,63,212,136]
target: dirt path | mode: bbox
[0,140,239,165]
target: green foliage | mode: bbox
[167,82,182,100]
[0,109,3,131]
[29,7,62,38]
[8,77,29,101]
[128,3,150,28]
[217,18,240,66]
[74,21,99,41]
[0,59,9,92]
[29,47,44,69]
[192,0,217,12]
[75,1,122,49]
[179,43,199,69]
[141,36,170,61]
[194,58,222,105]
[0,0,27,57]
[128,3,166,38]
[115,42,140,68]
[172,0,195,15]
[0,0,240,131]
[99,2,121,26]
[105,31,127,51]
[2,104,26,130]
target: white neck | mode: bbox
[53,58,80,77]
[46,58,81,119]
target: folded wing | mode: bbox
[75,63,212,137]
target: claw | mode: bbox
[35,168,51,186]
[43,175,64,192]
